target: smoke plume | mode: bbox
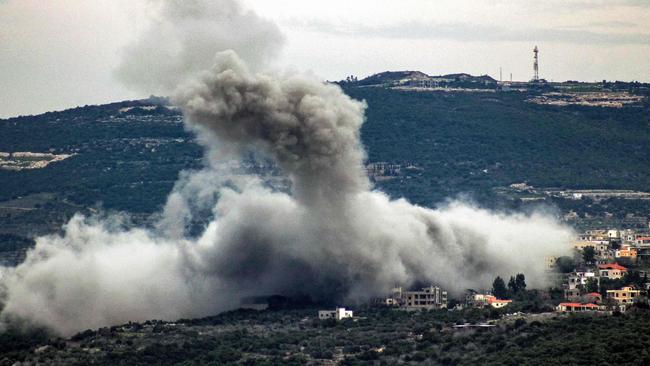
[0,0,573,336]
[116,0,284,95]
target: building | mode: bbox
[635,237,650,245]
[467,293,511,309]
[564,288,581,301]
[615,245,638,260]
[373,297,398,306]
[574,241,609,254]
[390,285,448,310]
[485,295,512,309]
[606,286,642,304]
[579,230,609,242]
[584,292,602,304]
[595,250,615,264]
[598,263,628,279]
[556,303,600,312]
[568,271,597,290]
[607,230,620,239]
[544,256,558,270]
[318,307,353,321]
[622,230,637,242]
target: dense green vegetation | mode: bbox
[2,306,650,365]
[0,103,201,213]
[1,91,649,252]
[349,87,650,207]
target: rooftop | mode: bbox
[598,263,627,271]
[559,303,599,308]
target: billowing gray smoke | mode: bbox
[174,51,369,204]
[0,0,573,336]
[116,0,284,95]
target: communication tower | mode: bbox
[533,46,539,81]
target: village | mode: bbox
[316,227,650,323]
[552,228,650,313]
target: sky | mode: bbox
[1,0,649,118]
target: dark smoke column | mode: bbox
[174,51,370,206]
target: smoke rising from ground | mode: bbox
[0,0,573,336]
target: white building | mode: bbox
[567,271,597,290]
[318,307,353,321]
[607,230,620,239]
[466,293,512,309]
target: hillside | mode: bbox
[348,87,650,204]
[2,306,650,365]
[352,71,497,87]
[0,86,649,256]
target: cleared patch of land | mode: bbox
[0,152,74,171]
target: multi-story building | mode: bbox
[574,240,611,263]
[318,307,353,320]
[390,285,448,310]
[606,287,642,304]
[635,236,650,246]
[607,230,620,239]
[544,256,558,270]
[580,230,609,241]
[598,263,628,279]
[615,245,638,260]
[574,241,609,255]
[568,271,597,290]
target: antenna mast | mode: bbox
[533,46,539,81]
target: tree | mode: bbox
[623,271,646,288]
[515,274,527,293]
[508,276,518,296]
[492,276,508,299]
[582,246,596,264]
[585,278,599,294]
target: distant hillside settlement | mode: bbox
[339,70,648,108]
[550,227,650,313]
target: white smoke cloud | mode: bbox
[0,0,573,336]
[115,0,284,95]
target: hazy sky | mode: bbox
[1,0,649,118]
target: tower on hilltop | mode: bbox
[533,46,539,82]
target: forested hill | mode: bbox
[348,87,650,205]
[0,88,649,249]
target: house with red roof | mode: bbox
[556,303,600,312]
[584,292,602,304]
[485,295,512,309]
[635,236,650,245]
[467,293,512,309]
[598,263,627,279]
